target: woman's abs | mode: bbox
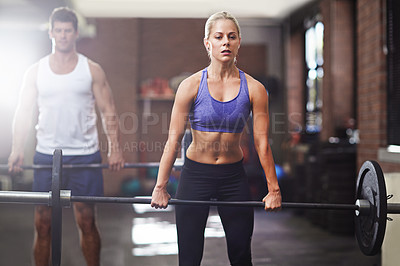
[185,130,244,164]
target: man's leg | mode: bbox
[33,206,52,266]
[66,152,103,265]
[73,202,101,266]
[32,152,53,266]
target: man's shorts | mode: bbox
[33,151,104,196]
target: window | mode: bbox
[387,0,400,145]
[305,21,324,133]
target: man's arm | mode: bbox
[8,64,39,172]
[89,60,125,171]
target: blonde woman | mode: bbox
[151,11,281,266]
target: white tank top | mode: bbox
[35,54,99,155]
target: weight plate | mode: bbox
[51,149,63,266]
[355,160,387,256]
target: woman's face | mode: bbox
[205,19,241,63]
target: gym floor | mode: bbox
[0,203,380,266]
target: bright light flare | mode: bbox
[0,28,45,158]
[131,214,225,256]
[0,42,37,110]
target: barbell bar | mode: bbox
[0,161,184,170]
[0,190,50,205]
[0,131,190,172]
[0,191,370,210]
[0,149,398,265]
[0,189,376,210]
[70,195,361,210]
[2,190,400,212]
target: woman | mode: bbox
[151,11,282,266]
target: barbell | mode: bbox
[1,149,400,266]
[0,161,183,170]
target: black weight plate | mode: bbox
[51,149,63,266]
[355,160,387,256]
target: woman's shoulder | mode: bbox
[242,72,267,97]
[176,70,203,96]
[181,70,203,87]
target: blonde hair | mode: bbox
[204,11,241,40]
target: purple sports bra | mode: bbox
[189,68,251,133]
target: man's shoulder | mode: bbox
[36,54,50,64]
[25,61,40,78]
[33,54,51,72]
[85,58,105,81]
[81,54,100,70]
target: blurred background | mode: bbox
[0,0,399,264]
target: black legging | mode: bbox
[175,157,254,266]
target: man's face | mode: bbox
[49,21,78,53]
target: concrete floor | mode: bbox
[0,203,380,266]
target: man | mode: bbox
[8,7,124,266]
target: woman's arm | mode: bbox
[248,75,282,211]
[151,75,198,208]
